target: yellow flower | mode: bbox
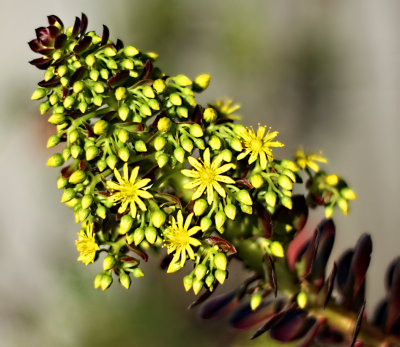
[75,222,100,266]
[163,211,202,273]
[237,126,284,170]
[295,148,327,172]
[106,163,153,218]
[181,148,235,204]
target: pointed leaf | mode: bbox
[73,36,92,54]
[303,228,321,279]
[386,259,400,332]
[72,16,81,37]
[101,25,109,45]
[323,263,337,308]
[287,229,314,271]
[192,105,203,125]
[28,39,43,53]
[47,15,64,31]
[80,13,88,35]
[29,57,52,70]
[335,249,354,295]
[116,39,124,50]
[297,318,325,347]
[351,233,372,295]
[386,257,400,292]
[205,236,237,255]
[143,60,153,80]
[38,76,61,87]
[270,310,315,342]
[350,301,365,347]
[372,299,387,329]
[200,290,238,319]
[54,33,67,49]
[264,253,277,297]
[108,70,129,88]
[254,202,272,238]
[69,67,87,86]
[188,285,219,309]
[126,243,148,262]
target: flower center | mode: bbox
[169,228,190,247]
[199,166,216,184]
[250,138,263,152]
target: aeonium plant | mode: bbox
[29,14,400,347]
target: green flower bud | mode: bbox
[156,154,169,168]
[61,188,75,203]
[133,228,145,246]
[157,117,171,132]
[31,88,47,100]
[148,99,160,111]
[78,101,87,113]
[281,189,292,197]
[224,204,237,220]
[214,252,227,271]
[176,106,188,118]
[297,292,307,309]
[121,59,134,70]
[193,199,208,216]
[73,81,84,94]
[150,211,165,230]
[278,175,293,191]
[194,264,207,280]
[208,136,221,151]
[62,147,71,161]
[186,95,196,106]
[189,124,204,138]
[118,104,130,121]
[57,123,68,132]
[250,174,264,189]
[60,77,69,87]
[117,129,129,143]
[139,104,152,117]
[337,198,349,215]
[181,138,194,153]
[100,274,113,291]
[183,275,194,291]
[265,191,277,207]
[240,204,253,214]
[169,93,182,106]
[281,196,293,210]
[203,107,217,123]
[193,138,205,150]
[95,159,106,172]
[124,45,139,57]
[48,113,65,125]
[103,255,116,271]
[200,216,212,232]
[94,273,103,289]
[39,101,51,115]
[47,153,64,167]
[174,147,185,163]
[153,136,166,151]
[57,176,68,189]
[132,114,142,123]
[193,74,211,91]
[106,59,118,69]
[53,105,64,114]
[215,211,226,232]
[85,54,96,67]
[192,278,203,295]
[341,187,356,200]
[47,134,60,148]
[120,214,134,235]
[325,205,334,219]
[236,190,253,206]
[215,269,226,285]
[63,95,75,109]
[145,226,157,244]
[57,65,68,77]
[153,79,166,93]
[49,94,58,105]
[81,195,93,210]
[220,149,232,162]
[93,120,109,135]
[96,204,107,219]
[86,146,98,161]
[135,140,147,152]
[103,46,117,57]
[72,61,81,69]
[142,85,155,99]
[205,274,215,288]
[44,68,54,81]
[69,170,86,184]
[100,68,109,80]
[174,74,192,86]
[131,267,144,278]
[119,272,131,289]
[115,87,127,101]
[270,241,284,258]
[106,155,118,170]
[250,293,262,311]
[281,159,298,172]
[93,82,105,94]
[89,69,99,81]
[118,147,130,162]
[70,145,82,159]
[93,95,103,106]
[325,174,339,186]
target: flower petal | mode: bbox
[184,212,194,230]
[215,175,235,184]
[181,169,198,178]
[177,210,184,229]
[137,189,153,199]
[192,184,206,200]
[206,183,214,204]
[188,156,203,171]
[213,181,226,198]
[203,148,211,166]
[215,163,235,175]
[130,166,139,183]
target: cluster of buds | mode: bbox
[29,14,400,347]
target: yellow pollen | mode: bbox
[199,167,216,184]
[250,139,263,152]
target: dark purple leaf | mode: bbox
[214,117,234,125]
[61,165,74,179]
[143,60,153,80]
[47,15,64,31]
[108,70,129,88]
[316,326,344,344]
[119,122,145,132]
[251,310,288,339]
[82,122,94,138]
[79,13,88,35]
[192,105,203,125]
[47,26,59,40]
[29,57,52,70]
[351,234,372,295]
[101,25,109,45]
[69,67,87,85]
[73,36,92,54]
[273,195,308,231]
[28,39,43,53]
[235,178,253,190]
[126,243,148,262]
[270,310,315,342]
[120,256,139,265]
[35,27,52,46]
[303,228,321,279]
[353,341,364,347]
[188,285,219,309]
[38,76,61,87]
[297,318,326,347]
[264,253,277,297]
[323,263,337,308]
[254,202,272,238]
[54,34,67,49]
[387,259,400,332]
[205,236,237,255]
[116,39,124,50]
[99,111,116,122]
[350,301,365,347]
[71,16,81,37]
[200,290,238,319]
[336,249,354,295]
[386,257,400,292]
[287,229,314,271]
[372,299,387,330]
[62,87,69,100]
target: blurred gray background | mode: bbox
[1,1,399,346]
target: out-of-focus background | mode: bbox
[1,1,399,346]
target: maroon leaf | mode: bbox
[115,39,124,50]
[350,301,365,347]
[323,263,337,308]
[79,13,88,35]
[62,87,69,100]
[126,243,148,262]
[297,318,326,347]
[335,249,354,296]
[61,165,74,179]
[264,253,277,297]
[73,36,92,54]
[251,310,288,339]
[192,105,203,125]
[235,178,253,190]
[372,299,388,329]
[71,16,81,37]
[28,39,43,53]
[108,70,129,88]
[54,34,67,49]
[38,76,61,87]
[200,290,239,319]
[351,233,372,295]
[143,60,153,80]
[386,259,400,332]
[273,195,308,231]
[254,202,272,238]
[303,228,321,279]
[35,27,53,46]
[120,256,139,265]
[69,67,87,86]
[29,57,52,70]
[101,25,109,45]
[385,257,400,292]
[47,15,64,31]
[287,229,314,271]
[270,310,315,342]
[205,236,237,255]
[188,285,219,309]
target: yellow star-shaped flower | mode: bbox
[106,163,153,218]
[76,222,100,266]
[295,148,327,172]
[237,126,284,170]
[181,148,235,204]
[163,210,202,273]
